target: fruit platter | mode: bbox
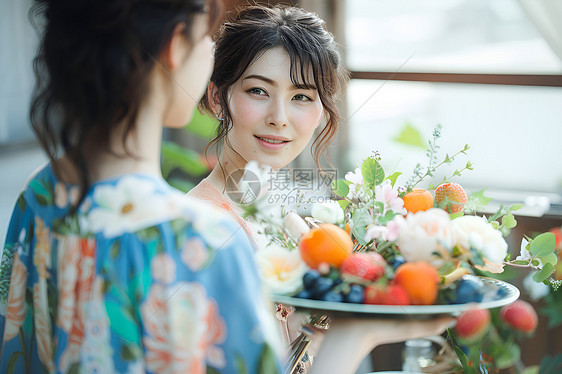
[244,126,558,318]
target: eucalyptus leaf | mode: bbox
[502,212,517,229]
[530,232,555,258]
[351,207,372,245]
[539,253,558,267]
[532,263,555,283]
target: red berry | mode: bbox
[500,300,538,334]
[455,308,491,345]
[364,283,410,305]
[340,252,386,282]
[435,182,468,214]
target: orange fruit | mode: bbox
[402,188,434,214]
[299,223,353,269]
[435,182,468,214]
[393,262,440,305]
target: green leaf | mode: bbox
[538,354,562,374]
[502,212,517,229]
[351,207,372,245]
[384,171,401,186]
[393,123,426,149]
[168,178,195,193]
[235,353,249,374]
[337,199,350,211]
[495,343,521,369]
[257,343,280,374]
[465,189,493,213]
[6,351,23,374]
[539,253,558,267]
[446,328,476,374]
[331,179,349,198]
[449,211,464,220]
[361,157,385,186]
[509,203,523,211]
[121,344,142,362]
[161,141,209,178]
[106,301,141,345]
[530,232,556,258]
[532,263,555,283]
[184,109,218,138]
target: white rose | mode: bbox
[523,271,550,301]
[254,244,308,295]
[283,212,310,241]
[311,200,344,224]
[453,215,508,265]
[396,208,456,262]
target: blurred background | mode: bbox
[1,0,561,371]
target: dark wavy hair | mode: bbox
[29,0,220,207]
[200,5,350,169]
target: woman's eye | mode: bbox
[293,94,312,101]
[247,88,267,96]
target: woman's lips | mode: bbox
[255,135,290,150]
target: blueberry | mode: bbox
[455,277,485,303]
[320,291,343,302]
[295,289,313,299]
[313,277,334,297]
[344,284,364,303]
[303,270,321,290]
[389,255,406,270]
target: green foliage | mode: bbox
[257,343,280,374]
[185,109,218,138]
[541,287,562,328]
[161,141,208,178]
[361,156,385,187]
[538,354,562,374]
[331,179,350,198]
[351,207,372,245]
[393,122,427,149]
[403,124,472,192]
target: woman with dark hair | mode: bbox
[0,1,451,372]
[188,5,453,374]
[0,0,284,372]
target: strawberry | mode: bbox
[340,252,386,282]
[500,300,538,334]
[435,182,468,214]
[364,283,410,305]
[455,308,491,345]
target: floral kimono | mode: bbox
[0,165,282,373]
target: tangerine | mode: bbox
[393,262,440,305]
[402,188,434,214]
[299,223,353,269]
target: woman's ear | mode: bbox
[207,82,223,117]
[163,23,188,70]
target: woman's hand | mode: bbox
[309,315,455,374]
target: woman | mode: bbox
[189,5,348,227]
[188,5,453,374]
[0,0,283,372]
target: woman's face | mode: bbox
[224,47,324,170]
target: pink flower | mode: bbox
[141,282,227,373]
[151,253,177,284]
[374,181,407,215]
[181,237,209,272]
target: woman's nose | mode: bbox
[266,99,288,128]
